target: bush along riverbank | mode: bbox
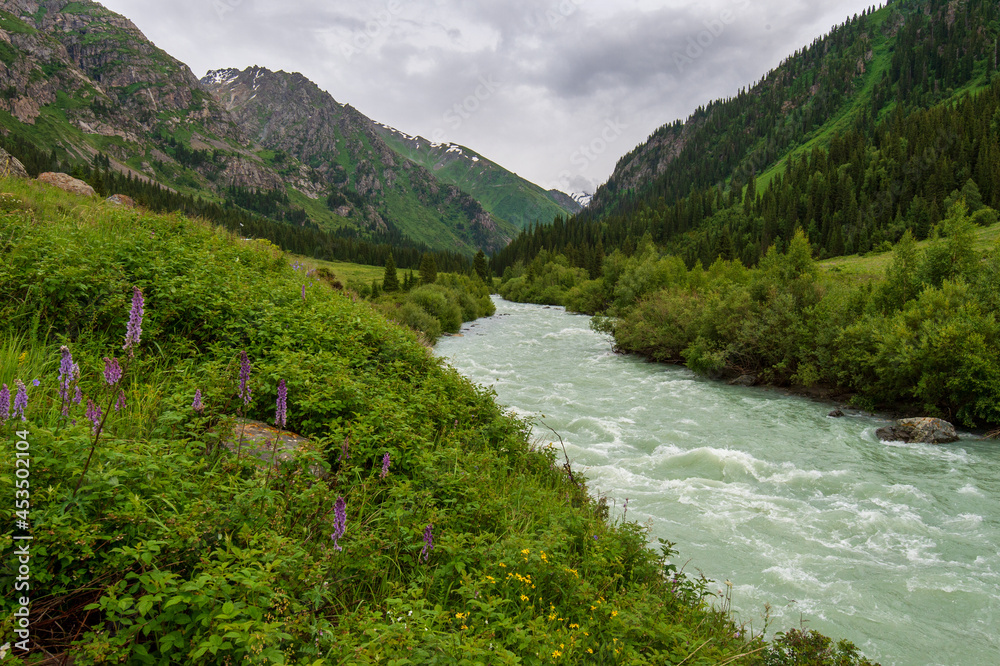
[0,176,878,664]
[499,202,1000,429]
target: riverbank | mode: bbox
[499,221,1000,430]
[0,177,880,663]
[437,297,1000,665]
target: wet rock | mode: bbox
[876,417,959,444]
[828,409,845,418]
[36,172,96,197]
[729,374,757,387]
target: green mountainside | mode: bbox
[372,122,581,229]
[489,0,1000,426]
[201,66,518,255]
[0,0,276,191]
[0,0,556,258]
[494,0,1000,271]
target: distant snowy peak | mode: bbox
[571,192,593,208]
[202,68,240,86]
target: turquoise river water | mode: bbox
[434,298,1000,665]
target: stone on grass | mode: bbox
[37,172,96,197]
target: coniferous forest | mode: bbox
[494,0,1000,273]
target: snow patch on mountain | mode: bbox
[202,68,240,86]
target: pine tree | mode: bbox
[383,253,400,292]
[419,253,438,285]
[473,249,489,283]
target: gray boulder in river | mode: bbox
[876,417,959,444]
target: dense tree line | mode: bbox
[499,203,1000,426]
[495,76,1000,275]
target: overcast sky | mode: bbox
[98,0,878,194]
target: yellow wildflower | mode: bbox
[552,650,562,658]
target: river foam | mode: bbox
[435,298,1000,666]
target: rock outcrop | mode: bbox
[0,147,29,179]
[37,172,96,197]
[876,417,959,444]
[106,194,137,207]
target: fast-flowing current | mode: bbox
[434,298,1000,666]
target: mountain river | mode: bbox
[434,297,1000,665]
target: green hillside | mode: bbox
[374,126,580,230]
[0,176,877,664]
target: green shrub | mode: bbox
[408,284,462,333]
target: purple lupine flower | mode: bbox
[238,351,252,406]
[58,346,76,415]
[331,496,346,551]
[0,384,9,425]
[73,383,82,405]
[301,284,306,301]
[380,453,391,479]
[115,390,126,412]
[275,379,287,429]
[12,381,27,422]
[86,398,102,436]
[103,357,122,386]
[192,388,203,412]
[123,286,145,354]
[338,435,350,462]
[421,524,434,562]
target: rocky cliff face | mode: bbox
[1,1,238,140]
[588,121,692,214]
[0,0,276,187]
[202,66,515,253]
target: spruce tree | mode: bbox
[473,250,489,283]
[383,253,400,292]
[419,253,438,285]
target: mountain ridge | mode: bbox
[371,121,581,228]
[200,64,518,254]
[493,0,1000,271]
